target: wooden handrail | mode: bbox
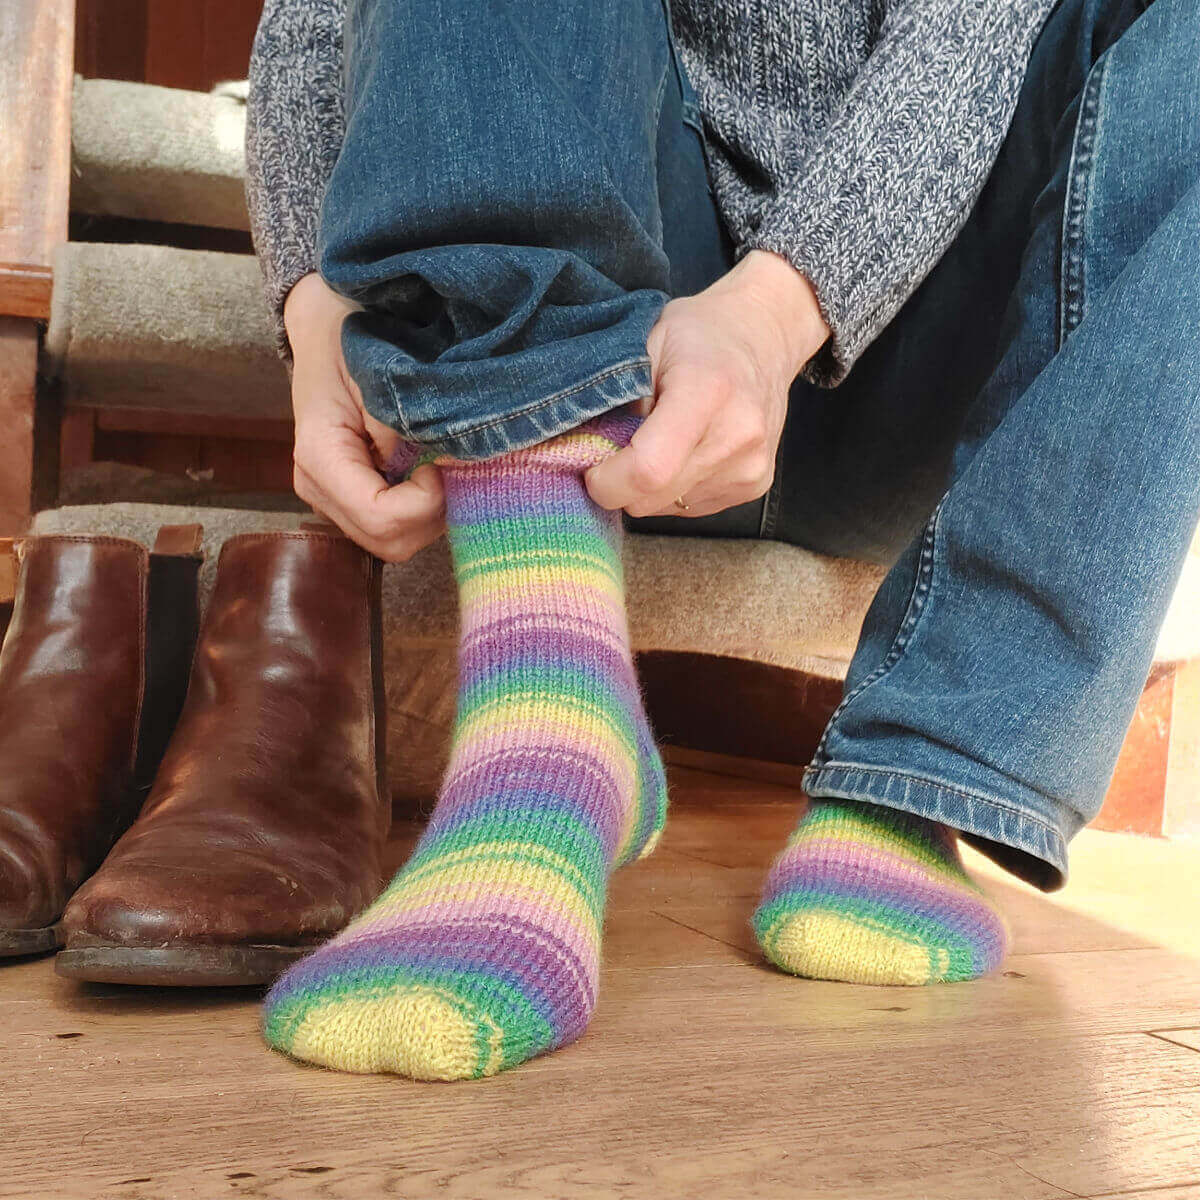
[0,0,75,321]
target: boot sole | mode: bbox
[0,925,61,958]
[54,943,313,987]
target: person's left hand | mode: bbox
[585,250,829,518]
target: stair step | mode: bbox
[71,77,249,232]
[27,502,886,676]
[45,242,290,420]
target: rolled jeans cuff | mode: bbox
[341,300,661,461]
[405,355,654,461]
[802,761,1073,891]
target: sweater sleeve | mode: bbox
[245,0,348,358]
[747,0,1054,385]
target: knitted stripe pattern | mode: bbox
[262,413,666,1078]
[754,799,1009,985]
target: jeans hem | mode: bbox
[802,761,1070,892]
[402,357,654,459]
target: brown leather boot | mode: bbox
[0,528,203,957]
[57,531,390,986]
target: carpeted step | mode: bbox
[45,241,290,420]
[70,77,249,232]
[28,502,886,677]
[28,502,1200,673]
[29,502,885,806]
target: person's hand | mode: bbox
[284,272,445,561]
[585,250,829,518]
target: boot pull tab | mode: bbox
[0,538,18,602]
[152,524,204,558]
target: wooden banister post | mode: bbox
[0,0,75,533]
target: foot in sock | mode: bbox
[754,798,1008,985]
[263,414,666,1079]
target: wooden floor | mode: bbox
[3,766,1199,1200]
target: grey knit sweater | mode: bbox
[246,0,1053,383]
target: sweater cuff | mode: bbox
[745,209,900,389]
[261,253,316,362]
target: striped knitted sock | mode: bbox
[263,413,666,1079]
[754,799,1008,985]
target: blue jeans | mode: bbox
[322,0,726,457]
[323,0,1200,889]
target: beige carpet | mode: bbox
[30,502,887,675]
[30,500,1200,670]
[71,77,249,231]
[45,242,291,419]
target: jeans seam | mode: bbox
[652,50,670,133]
[1059,48,1109,347]
[350,324,416,442]
[811,492,947,764]
[803,761,1065,839]
[658,0,683,87]
[382,366,417,442]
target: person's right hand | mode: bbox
[284,272,445,561]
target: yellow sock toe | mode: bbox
[754,800,1009,986]
[765,910,943,986]
[287,986,496,1080]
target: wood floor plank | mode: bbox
[3,945,1198,1081]
[3,1032,1197,1199]
[1148,1029,1200,1053]
[1087,1189,1200,1200]
[2,770,1198,1200]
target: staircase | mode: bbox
[2,17,1197,834]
